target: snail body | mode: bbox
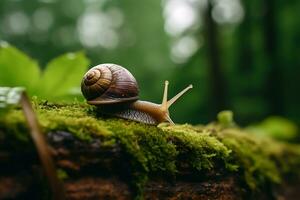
[81,63,192,125]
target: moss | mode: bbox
[217,129,281,189]
[0,102,112,143]
[57,168,69,180]
[217,110,235,128]
[103,119,178,198]
[161,124,232,171]
[1,102,300,197]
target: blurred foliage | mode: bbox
[246,116,299,142]
[0,0,299,127]
[217,110,235,128]
[0,43,89,100]
[0,87,24,116]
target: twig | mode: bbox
[20,92,65,200]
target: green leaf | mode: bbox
[37,52,89,99]
[0,42,40,94]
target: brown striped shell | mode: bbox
[81,64,139,104]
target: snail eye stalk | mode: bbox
[160,81,193,124]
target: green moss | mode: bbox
[37,103,112,140]
[1,102,300,197]
[217,110,235,128]
[103,119,178,198]
[57,168,69,180]
[0,102,112,142]
[162,124,232,171]
[217,129,281,189]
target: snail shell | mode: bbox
[81,64,139,105]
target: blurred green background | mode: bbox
[0,0,299,126]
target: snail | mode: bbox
[81,63,192,125]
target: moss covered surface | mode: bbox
[1,102,300,197]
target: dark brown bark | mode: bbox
[0,176,246,200]
[20,93,65,200]
[0,130,247,200]
[1,131,299,200]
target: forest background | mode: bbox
[0,0,299,127]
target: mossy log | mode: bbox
[0,102,300,199]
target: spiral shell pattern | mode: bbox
[81,64,139,104]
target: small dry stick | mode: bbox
[20,92,65,200]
